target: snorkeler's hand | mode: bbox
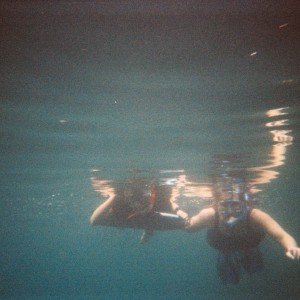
[285,247,300,260]
[176,209,189,220]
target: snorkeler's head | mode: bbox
[123,182,155,214]
[217,199,244,217]
[215,176,249,227]
[217,199,248,228]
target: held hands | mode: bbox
[177,209,189,220]
[286,247,300,260]
[173,206,190,229]
[173,205,189,220]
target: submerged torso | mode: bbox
[100,184,182,230]
[207,207,265,253]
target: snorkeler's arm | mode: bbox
[90,194,116,225]
[185,207,215,232]
[172,202,215,232]
[250,209,300,260]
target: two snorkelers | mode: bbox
[90,171,300,284]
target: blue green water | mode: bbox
[1,2,300,299]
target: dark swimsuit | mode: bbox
[206,207,265,284]
[207,207,265,253]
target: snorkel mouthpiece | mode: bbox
[225,208,247,228]
[218,200,248,228]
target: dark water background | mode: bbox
[1,2,300,299]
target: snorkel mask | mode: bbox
[213,173,255,228]
[217,199,248,228]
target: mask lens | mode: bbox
[218,201,243,217]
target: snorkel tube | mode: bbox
[225,176,253,227]
[224,201,248,228]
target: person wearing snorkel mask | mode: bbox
[90,177,177,243]
[173,176,300,285]
[90,178,157,226]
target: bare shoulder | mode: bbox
[250,208,273,222]
[249,208,290,239]
[249,208,281,231]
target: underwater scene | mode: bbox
[1,2,300,299]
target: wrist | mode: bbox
[174,206,180,213]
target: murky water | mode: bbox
[1,2,300,299]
